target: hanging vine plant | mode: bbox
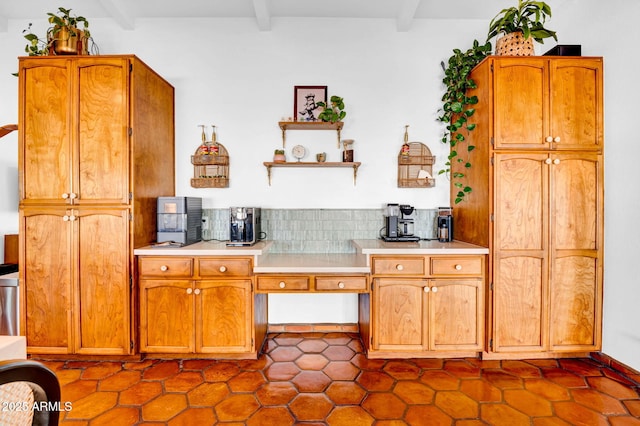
[437,39,492,203]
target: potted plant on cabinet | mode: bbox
[21,7,97,56]
[487,0,557,56]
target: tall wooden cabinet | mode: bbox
[18,56,175,356]
[452,56,603,358]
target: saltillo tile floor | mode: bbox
[38,332,640,425]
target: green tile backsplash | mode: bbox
[202,208,438,253]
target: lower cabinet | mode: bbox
[361,255,485,358]
[138,256,266,358]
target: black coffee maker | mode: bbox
[437,207,454,242]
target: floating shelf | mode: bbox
[278,121,344,148]
[263,161,361,186]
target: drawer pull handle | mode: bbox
[396,264,404,271]
[424,287,430,293]
[194,288,201,295]
[160,265,168,272]
[455,264,462,271]
[338,282,345,289]
[186,288,193,294]
[432,286,438,293]
[219,266,227,272]
[279,281,286,288]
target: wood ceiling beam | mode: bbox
[397,0,420,32]
[97,0,135,30]
[252,0,271,31]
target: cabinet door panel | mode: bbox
[550,256,599,349]
[373,279,426,351]
[75,210,130,354]
[20,60,71,204]
[430,279,483,351]
[494,256,545,351]
[197,280,252,353]
[494,154,547,251]
[550,60,603,150]
[21,209,72,352]
[140,280,194,353]
[76,59,129,204]
[493,59,547,149]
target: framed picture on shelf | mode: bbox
[294,85,327,122]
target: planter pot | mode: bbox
[495,31,535,56]
[273,154,286,163]
[51,26,85,55]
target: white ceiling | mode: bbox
[0,0,564,32]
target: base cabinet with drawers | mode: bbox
[255,274,369,293]
[360,254,485,358]
[138,256,267,358]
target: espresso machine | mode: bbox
[228,207,261,246]
[156,196,202,246]
[382,203,420,242]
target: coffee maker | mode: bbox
[437,207,454,242]
[382,203,420,242]
[227,207,261,246]
[156,196,202,246]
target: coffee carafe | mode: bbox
[398,205,416,237]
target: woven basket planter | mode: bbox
[495,31,535,56]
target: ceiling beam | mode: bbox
[0,14,7,32]
[397,0,420,32]
[97,0,135,30]
[252,0,271,31]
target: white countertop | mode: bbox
[351,239,489,255]
[254,253,370,274]
[134,240,273,256]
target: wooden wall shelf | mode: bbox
[263,161,360,186]
[278,121,343,148]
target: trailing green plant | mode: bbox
[316,95,346,123]
[20,7,95,57]
[437,39,492,204]
[487,0,557,43]
[274,149,285,155]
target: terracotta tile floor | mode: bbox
[38,332,640,425]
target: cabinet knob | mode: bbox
[424,287,430,293]
[69,193,77,199]
[396,264,404,271]
[432,286,438,293]
[69,215,76,221]
[545,158,552,165]
[62,193,69,199]
[553,158,560,165]
[219,266,227,272]
[279,281,286,288]
[338,282,345,289]
[160,265,168,272]
[455,264,462,271]
[554,136,561,143]
[186,288,193,294]
[194,288,201,295]
[63,215,70,222]
[545,136,553,143]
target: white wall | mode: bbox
[0,0,638,370]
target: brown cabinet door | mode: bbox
[549,153,603,350]
[196,280,253,353]
[21,208,73,353]
[19,59,72,205]
[372,278,427,351]
[74,58,130,205]
[493,153,548,352]
[139,280,194,353]
[549,59,603,151]
[429,279,483,351]
[74,209,131,354]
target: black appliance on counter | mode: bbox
[157,196,202,246]
[437,206,454,242]
[382,203,420,242]
[228,207,261,246]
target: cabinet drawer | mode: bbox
[257,276,309,291]
[198,257,252,277]
[316,276,368,292]
[430,256,483,276]
[372,256,425,276]
[138,257,193,278]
